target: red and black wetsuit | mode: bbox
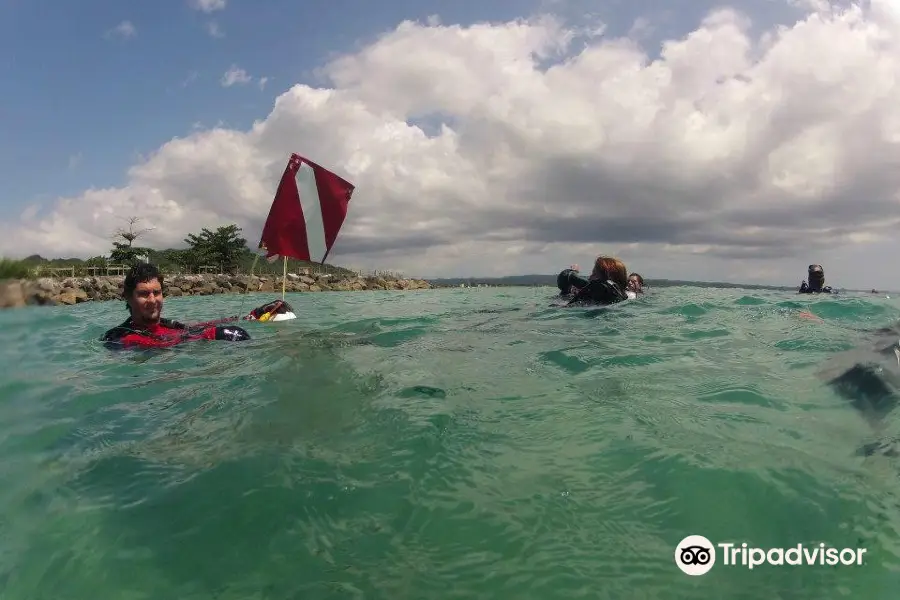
[101,317,250,349]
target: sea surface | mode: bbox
[1,285,900,599]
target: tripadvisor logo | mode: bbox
[676,535,716,576]
[674,535,867,575]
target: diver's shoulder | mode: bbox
[579,278,628,304]
[100,318,133,341]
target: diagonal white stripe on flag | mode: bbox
[295,161,328,263]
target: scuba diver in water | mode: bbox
[101,262,253,349]
[627,273,645,294]
[557,256,632,306]
[244,299,296,321]
[798,264,834,294]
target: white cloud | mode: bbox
[106,21,136,39]
[12,1,900,287]
[220,65,252,87]
[190,0,226,13]
[220,66,268,90]
[206,21,224,38]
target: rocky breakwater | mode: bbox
[0,273,432,309]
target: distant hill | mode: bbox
[427,274,560,288]
[424,274,887,293]
[426,274,794,290]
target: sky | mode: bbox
[2,0,900,288]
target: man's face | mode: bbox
[128,278,163,323]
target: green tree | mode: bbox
[184,224,248,274]
[109,216,154,265]
[167,248,205,273]
[85,255,108,266]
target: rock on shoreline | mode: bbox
[0,273,432,309]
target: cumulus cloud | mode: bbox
[11,1,900,285]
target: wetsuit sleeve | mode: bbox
[183,325,219,340]
[101,321,249,349]
[185,324,250,341]
[557,269,589,295]
[214,325,251,341]
[570,273,589,289]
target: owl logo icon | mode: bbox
[675,535,716,575]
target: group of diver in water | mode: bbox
[555,258,838,306]
[103,258,842,349]
[555,256,645,306]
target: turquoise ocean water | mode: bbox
[2,285,900,598]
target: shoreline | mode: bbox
[0,273,432,308]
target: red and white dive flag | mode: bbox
[258,153,355,263]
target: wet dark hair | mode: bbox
[629,273,644,285]
[123,262,163,309]
[808,264,825,283]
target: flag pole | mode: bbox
[282,255,287,301]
